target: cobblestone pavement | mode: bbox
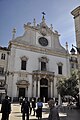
[0,103,80,120]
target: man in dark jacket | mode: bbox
[1,95,11,120]
[21,98,30,120]
[30,98,36,115]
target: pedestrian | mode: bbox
[30,98,36,115]
[21,98,30,120]
[19,96,23,105]
[1,95,11,120]
[48,99,60,120]
[36,98,43,119]
[30,100,32,115]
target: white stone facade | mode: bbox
[4,16,71,102]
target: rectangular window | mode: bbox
[41,62,46,71]
[1,53,5,60]
[21,60,26,70]
[71,63,74,68]
[58,66,62,74]
[0,67,4,74]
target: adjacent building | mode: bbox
[71,6,80,104]
[0,46,9,101]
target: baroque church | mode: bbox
[0,6,80,102]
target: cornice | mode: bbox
[10,41,69,58]
[71,6,80,18]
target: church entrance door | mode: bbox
[19,88,25,98]
[40,78,48,102]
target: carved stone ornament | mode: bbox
[16,80,30,88]
[40,27,47,36]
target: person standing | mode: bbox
[48,99,60,120]
[36,98,43,119]
[30,98,36,115]
[19,96,23,105]
[21,98,30,120]
[30,100,32,115]
[1,95,11,120]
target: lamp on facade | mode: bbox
[71,44,80,106]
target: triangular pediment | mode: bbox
[16,80,30,86]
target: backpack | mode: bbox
[37,102,43,108]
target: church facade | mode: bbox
[5,15,71,101]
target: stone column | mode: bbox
[48,80,50,98]
[26,87,28,98]
[11,74,14,102]
[17,87,19,97]
[34,80,36,97]
[51,81,53,98]
[38,80,40,98]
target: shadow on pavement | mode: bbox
[29,118,48,120]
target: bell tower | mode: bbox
[71,6,80,48]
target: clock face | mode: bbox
[38,37,48,46]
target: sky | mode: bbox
[0,0,80,51]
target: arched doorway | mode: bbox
[40,78,48,102]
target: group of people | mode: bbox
[21,97,60,120]
[0,96,60,120]
[21,98,43,120]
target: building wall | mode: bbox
[7,44,70,101]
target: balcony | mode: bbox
[32,70,55,81]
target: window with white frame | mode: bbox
[57,62,63,75]
[1,53,5,60]
[0,67,4,74]
[41,61,46,71]
[39,56,49,71]
[20,56,28,70]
